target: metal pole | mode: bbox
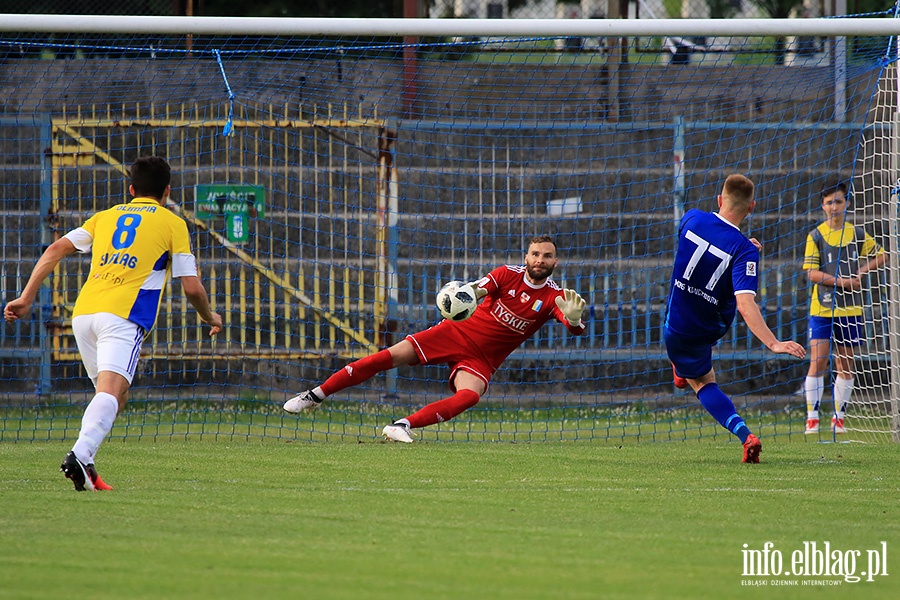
[6,16,900,37]
[889,59,900,442]
[402,0,420,119]
[376,125,399,396]
[38,115,53,395]
[673,116,686,233]
[834,0,847,122]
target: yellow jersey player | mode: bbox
[802,179,885,435]
[4,156,222,491]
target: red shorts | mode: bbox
[406,321,493,392]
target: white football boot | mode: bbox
[283,390,321,413]
[382,422,415,443]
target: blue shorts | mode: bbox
[808,315,863,347]
[664,328,714,380]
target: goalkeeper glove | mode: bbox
[555,288,586,327]
[467,280,489,300]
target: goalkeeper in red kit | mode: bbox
[283,235,587,442]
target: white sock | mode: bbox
[395,418,411,427]
[833,377,853,420]
[311,386,326,401]
[71,392,119,464]
[804,376,824,419]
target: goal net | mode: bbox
[1,13,898,444]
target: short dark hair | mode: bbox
[821,179,848,199]
[529,235,557,251]
[130,156,171,199]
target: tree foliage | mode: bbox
[706,0,741,20]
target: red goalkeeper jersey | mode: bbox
[449,264,585,371]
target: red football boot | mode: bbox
[742,434,762,464]
[672,364,688,389]
[86,464,113,491]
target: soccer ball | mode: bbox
[436,281,477,321]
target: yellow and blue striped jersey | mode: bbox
[802,221,883,318]
[65,198,197,331]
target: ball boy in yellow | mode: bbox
[802,180,885,435]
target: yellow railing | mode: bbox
[49,102,390,364]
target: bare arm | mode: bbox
[4,238,78,322]
[858,251,888,277]
[736,293,805,358]
[807,248,887,291]
[806,268,861,291]
[180,275,223,335]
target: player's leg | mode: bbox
[283,339,419,413]
[667,331,752,446]
[685,369,750,441]
[831,347,853,434]
[804,340,830,433]
[687,369,752,441]
[384,369,487,443]
[667,327,760,462]
[831,345,855,434]
[804,317,831,434]
[686,370,761,463]
[830,316,861,434]
[64,314,141,491]
[67,370,128,491]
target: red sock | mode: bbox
[406,389,480,428]
[319,349,394,396]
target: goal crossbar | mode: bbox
[1,15,900,38]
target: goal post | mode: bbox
[1,13,899,444]
[3,15,900,37]
[893,66,900,443]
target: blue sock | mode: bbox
[697,383,751,443]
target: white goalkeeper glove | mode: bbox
[467,279,489,300]
[555,288,586,327]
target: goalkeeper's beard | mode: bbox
[526,263,554,282]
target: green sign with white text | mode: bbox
[195,184,265,220]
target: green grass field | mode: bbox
[1,440,898,599]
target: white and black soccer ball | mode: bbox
[436,281,477,321]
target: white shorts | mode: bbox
[72,313,145,387]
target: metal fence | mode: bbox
[5,105,893,395]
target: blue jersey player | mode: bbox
[664,174,806,463]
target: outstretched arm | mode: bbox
[180,275,223,336]
[4,238,77,322]
[736,293,805,358]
